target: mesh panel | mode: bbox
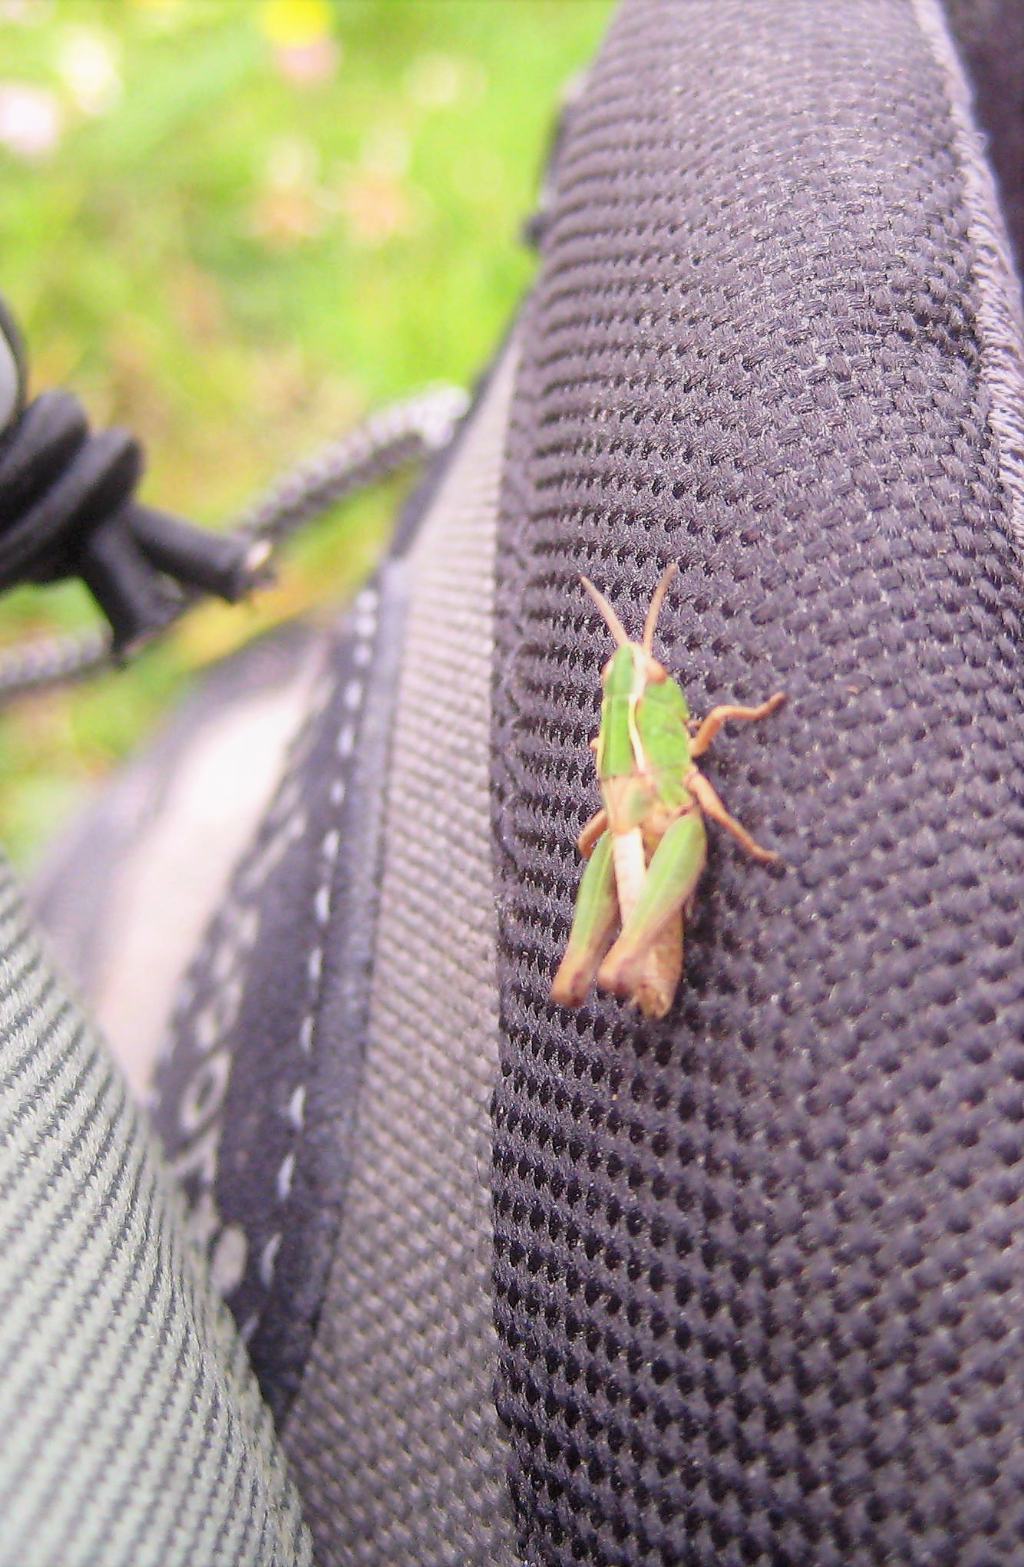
[491,2,1024,1564]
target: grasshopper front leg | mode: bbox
[577,808,608,859]
[690,692,786,758]
[598,810,707,1012]
[550,830,619,1008]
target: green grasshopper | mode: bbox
[551,564,785,1019]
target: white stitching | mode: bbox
[259,1233,281,1289]
[912,0,1024,556]
[276,1151,295,1201]
[260,586,380,1300]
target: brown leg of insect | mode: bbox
[628,816,680,1018]
[685,769,779,863]
[632,908,683,1020]
[577,808,608,859]
[689,692,786,758]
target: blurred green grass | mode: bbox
[0,0,612,862]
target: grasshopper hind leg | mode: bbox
[598,810,707,1008]
[550,830,619,1008]
[632,907,684,1020]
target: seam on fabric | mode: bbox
[912,0,1024,556]
[241,584,380,1340]
[151,669,337,1325]
[153,648,338,1092]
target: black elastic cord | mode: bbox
[0,386,268,654]
[0,293,468,691]
[131,507,272,603]
[0,383,469,702]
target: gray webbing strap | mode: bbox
[0,857,311,1567]
[283,347,521,1566]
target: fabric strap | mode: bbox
[0,859,311,1567]
[282,344,522,1567]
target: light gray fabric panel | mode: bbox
[32,625,326,1100]
[283,349,520,1566]
[0,858,311,1567]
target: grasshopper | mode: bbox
[550,564,785,1019]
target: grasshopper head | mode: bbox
[599,643,669,703]
[581,565,677,688]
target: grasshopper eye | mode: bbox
[601,657,614,683]
[646,658,667,683]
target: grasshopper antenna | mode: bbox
[581,576,630,647]
[642,562,678,654]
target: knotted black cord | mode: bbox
[0,384,467,703]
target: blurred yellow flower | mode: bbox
[259,0,331,49]
[260,0,338,84]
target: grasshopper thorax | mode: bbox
[601,642,667,694]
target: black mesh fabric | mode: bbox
[491,2,1024,1564]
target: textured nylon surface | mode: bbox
[151,592,401,1425]
[283,349,520,1566]
[0,859,311,1567]
[491,2,1024,1564]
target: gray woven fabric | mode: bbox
[283,347,520,1567]
[148,595,404,1425]
[0,857,311,1567]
